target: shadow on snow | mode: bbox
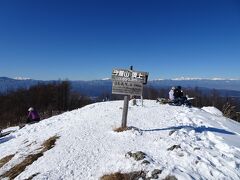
[0,135,15,144]
[141,125,236,135]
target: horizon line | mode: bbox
[1,76,240,81]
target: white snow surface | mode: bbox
[0,100,240,180]
[201,106,223,116]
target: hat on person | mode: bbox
[28,107,34,111]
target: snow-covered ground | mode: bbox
[0,100,240,179]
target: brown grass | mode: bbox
[113,126,142,134]
[41,136,59,152]
[1,153,43,179]
[101,172,126,180]
[0,154,14,168]
[101,172,177,180]
[101,171,146,180]
[0,135,59,179]
[113,127,130,132]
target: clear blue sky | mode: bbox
[0,0,240,80]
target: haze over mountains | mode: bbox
[1,77,240,98]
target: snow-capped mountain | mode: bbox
[101,78,111,80]
[148,79,240,92]
[0,100,239,179]
[0,77,39,93]
[13,77,31,80]
[1,77,240,97]
[169,77,240,81]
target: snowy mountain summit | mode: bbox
[0,100,240,179]
[13,77,31,80]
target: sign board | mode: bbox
[112,69,148,84]
[112,68,148,96]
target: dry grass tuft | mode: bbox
[0,135,59,179]
[101,171,177,180]
[101,172,125,180]
[113,127,131,132]
[101,171,146,180]
[0,154,14,168]
[113,126,141,133]
[113,127,128,132]
[1,153,43,179]
[41,135,59,152]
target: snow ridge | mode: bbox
[0,100,240,179]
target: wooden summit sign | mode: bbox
[112,67,149,128]
[112,69,148,96]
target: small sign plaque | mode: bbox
[112,80,143,96]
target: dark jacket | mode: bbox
[174,88,183,98]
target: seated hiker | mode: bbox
[27,107,40,123]
[173,86,191,107]
[173,86,182,104]
[169,86,175,101]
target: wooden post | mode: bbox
[121,95,129,128]
[121,65,132,128]
[141,95,143,107]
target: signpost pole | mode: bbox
[121,95,129,128]
[121,66,132,128]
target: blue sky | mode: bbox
[0,0,240,80]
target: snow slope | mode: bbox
[0,100,240,179]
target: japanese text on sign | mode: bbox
[112,69,148,84]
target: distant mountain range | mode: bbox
[161,77,240,81]
[1,77,240,97]
[0,77,42,93]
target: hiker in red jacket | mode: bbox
[27,107,40,123]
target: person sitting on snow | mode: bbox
[169,86,175,101]
[173,86,183,99]
[173,86,191,107]
[27,107,40,123]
